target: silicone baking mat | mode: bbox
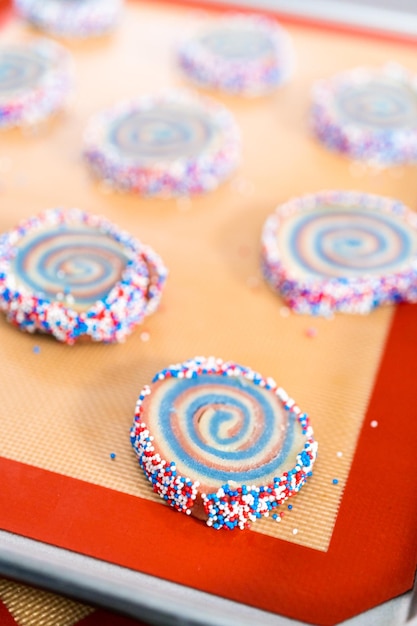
[1,1,417,624]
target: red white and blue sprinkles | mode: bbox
[178,13,294,96]
[14,0,123,38]
[261,190,417,316]
[83,90,240,197]
[0,208,167,344]
[0,38,73,128]
[311,64,417,165]
[130,356,317,530]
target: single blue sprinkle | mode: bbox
[272,513,278,520]
[332,478,339,485]
[110,452,116,460]
[288,504,293,510]
[32,345,40,354]
[300,451,311,466]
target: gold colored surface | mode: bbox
[1,1,417,553]
[0,578,93,626]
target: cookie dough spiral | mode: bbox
[284,208,413,279]
[261,191,417,315]
[178,14,294,96]
[0,39,73,128]
[13,226,128,311]
[0,208,167,343]
[0,48,47,95]
[311,65,417,164]
[108,104,213,163]
[131,357,317,530]
[83,90,240,197]
[14,0,123,38]
[147,374,295,487]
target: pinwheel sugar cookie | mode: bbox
[178,13,294,96]
[83,90,240,197]
[311,64,417,165]
[14,0,123,38]
[0,38,72,128]
[261,191,417,315]
[0,208,167,344]
[130,356,317,530]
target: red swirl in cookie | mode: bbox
[12,223,128,312]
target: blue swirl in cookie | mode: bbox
[12,224,128,310]
[336,80,417,129]
[108,103,213,163]
[0,49,47,95]
[284,207,414,279]
[152,374,296,485]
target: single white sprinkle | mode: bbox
[336,451,343,458]
[292,528,298,535]
[140,331,150,342]
[370,420,378,428]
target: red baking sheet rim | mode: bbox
[159,0,417,45]
[1,1,417,624]
[3,0,417,44]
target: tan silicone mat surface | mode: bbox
[1,0,417,552]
